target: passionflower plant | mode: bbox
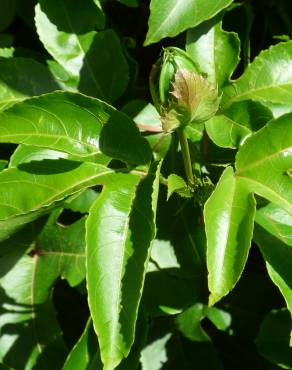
[150,47,220,133]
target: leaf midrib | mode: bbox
[0,168,111,221]
[236,146,291,174]
[223,81,292,108]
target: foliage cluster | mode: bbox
[0,0,291,369]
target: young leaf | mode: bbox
[145,0,234,46]
[235,114,292,213]
[170,69,220,125]
[167,174,192,200]
[0,57,58,111]
[204,166,256,305]
[35,0,128,102]
[86,163,161,369]
[0,160,112,241]
[222,41,292,107]
[0,92,113,159]
[186,15,240,88]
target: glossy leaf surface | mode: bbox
[186,16,240,88]
[223,41,292,107]
[255,203,292,246]
[86,164,161,369]
[0,92,112,159]
[145,0,233,45]
[204,166,256,304]
[235,114,292,212]
[254,223,292,321]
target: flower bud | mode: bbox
[150,47,220,133]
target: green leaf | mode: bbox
[235,114,292,213]
[254,223,292,327]
[145,0,234,46]
[167,174,192,200]
[185,123,204,143]
[205,100,273,149]
[117,0,139,7]
[176,303,231,341]
[0,91,113,160]
[255,203,292,246]
[62,319,102,370]
[168,69,220,126]
[176,303,211,342]
[256,309,292,369]
[36,217,86,287]
[204,166,256,305]
[0,0,15,32]
[186,15,240,88]
[0,57,58,111]
[86,163,161,369]
[100,110,152,165]
[0,231,66,369]
[0,160,112,241]
[222,41,292,107]
[35,1,128,102]
[64,189,99,213]
[140,333,172,370]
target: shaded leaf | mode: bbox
[145,0,234,46]
[0,234,66,369]
[0,58,58,111]
[62,319,102,370]
[36,217,87,287]
[0,0,16,32]
[256,309,292,369]
[100,111,152,165]
[204,166,256,304]
[176,303,231,341]
[0,159,112,241]
[35,0,128,102]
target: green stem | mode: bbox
[177,128,195,186]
